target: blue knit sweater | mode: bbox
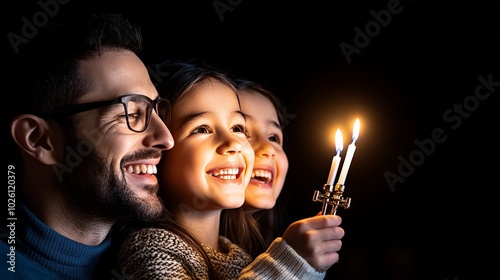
[0,202,111,280]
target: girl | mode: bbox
[233,78,345,274]
[118,60,254,279]
[118,60,343,279]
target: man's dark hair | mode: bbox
[6,13,144,173]
[11,13,143,117]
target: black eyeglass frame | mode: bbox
[38,94,171,133]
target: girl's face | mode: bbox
[159,79,254,213]
[238,90,288,211]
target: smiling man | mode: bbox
[2,13,173,280]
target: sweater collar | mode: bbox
[17,202,112,279]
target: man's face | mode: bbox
[57,50,173,222]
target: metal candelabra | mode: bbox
[312,183,351,215]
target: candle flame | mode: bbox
[335,128,343,154]
[352,118,360,143]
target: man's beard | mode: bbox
[56,137,164,223]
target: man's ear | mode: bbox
[10,114,61,165]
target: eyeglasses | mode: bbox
[39,94,171,133]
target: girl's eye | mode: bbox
[232,124,248,136]
[268,134,282,144]
[191,125,211,134]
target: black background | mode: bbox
[3,1,499,279]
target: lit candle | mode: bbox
[337,118,360,185]
[326,129,343,186]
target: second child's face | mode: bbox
[238,90,289,211]
[159,79,254,213]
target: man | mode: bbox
[1,13,173,279]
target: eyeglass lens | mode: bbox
[124,96,170,132]
[124,96,150,132]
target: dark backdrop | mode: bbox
[4,1,499,279]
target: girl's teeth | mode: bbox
[209,168,239,179]
[252,170,272,179]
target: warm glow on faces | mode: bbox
[159,79,254,213]
[65,50,172,220]
[238,90,289,211]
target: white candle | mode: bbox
[326,129,343,185]
[337,119,360,185]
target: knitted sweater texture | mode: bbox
[119,228,251,279]
[118,227,326,280]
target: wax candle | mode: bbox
[326,129,343,185]
[337,119,360,185]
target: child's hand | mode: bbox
[282,214,344,272]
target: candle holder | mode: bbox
[312,183,351,215]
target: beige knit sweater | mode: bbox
[119,228,326,280]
